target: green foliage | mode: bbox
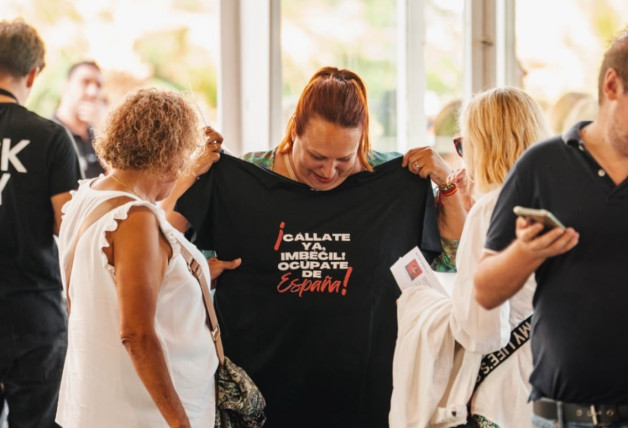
[133,27,217,109]
[593,5,623,44]
[134,28,189,81]
[188,67,218,108]
[280,0,398,139]
[363,0,396,27]
[27,0,82,25]
[427,57,462,95]
[173,0,207,14]
[26,55,78,117]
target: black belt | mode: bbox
[534,398,628,426]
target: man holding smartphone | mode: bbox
[474,31,628,427]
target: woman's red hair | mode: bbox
[277,66,372,171]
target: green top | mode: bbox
[241,148,400,169]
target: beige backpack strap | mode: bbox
[179,244,226,366]
[65,195,136,314]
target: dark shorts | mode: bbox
[0,329,67,428]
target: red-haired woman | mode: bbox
[242,66,465,265]
[162,66,466,427]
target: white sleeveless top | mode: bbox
[56,179,218,428]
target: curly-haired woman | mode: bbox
[56,88,221,428]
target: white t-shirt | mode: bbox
[56,179,218,427]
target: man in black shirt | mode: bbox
[475,31,628,427]
[53,60,106,178]
[0,19,82,427]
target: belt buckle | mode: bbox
[587,404,619,426]
[589,405,599,426]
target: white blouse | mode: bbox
[450,189,535,427]
[56,180,218,428]
[391,189,535,428]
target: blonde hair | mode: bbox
[94,88,200,180]
[459,87,551,194]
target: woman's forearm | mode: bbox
[436,188,467,241]
[122,331,191,428]
[474,243,541,310]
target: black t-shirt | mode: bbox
[485,122,628,403]
[53,114,104,178]
[177,154,441,428]
[0,102,82,333]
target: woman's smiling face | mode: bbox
[290,115,363,191]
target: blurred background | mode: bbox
[3,0,627,161]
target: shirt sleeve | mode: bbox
[48,125,82,196]
[484,160,529,253]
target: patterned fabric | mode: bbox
[454,414,500,428]
[215,356,267,428]
[241,149,275,170]
[473,415,500,427]
[431,236,458,272]
[241,148,459,273]
[242,148,399,170]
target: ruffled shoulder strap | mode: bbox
[95,197,182,264]
[65,195,137,313]
[64,191,183,297]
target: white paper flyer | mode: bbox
[390,246,448,295]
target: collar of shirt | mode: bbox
[561,120,593,148]
[562,120,614,181]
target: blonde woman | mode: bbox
[391,87,551,428]
[56,89,221,427]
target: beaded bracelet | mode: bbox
[437,183,457,205]
[438,183,457,196]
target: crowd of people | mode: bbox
[1,16,627,428]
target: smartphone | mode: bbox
[513,206,565,230]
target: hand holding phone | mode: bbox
[513,206,565,231]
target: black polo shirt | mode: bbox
[176,154,441,428]
[485,121,628,403]
[53,114,104,178]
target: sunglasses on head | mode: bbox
[453,137,463,157]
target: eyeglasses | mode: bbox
[453,137,463,157]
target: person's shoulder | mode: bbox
[523,134,564,156]
[242,149,275,169]
[513,134,565,170]
[11,106,71,140]
[464,189,500,227]
[470,190,500,215]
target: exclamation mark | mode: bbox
[274,221,285,251]
[341,267,353,296]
